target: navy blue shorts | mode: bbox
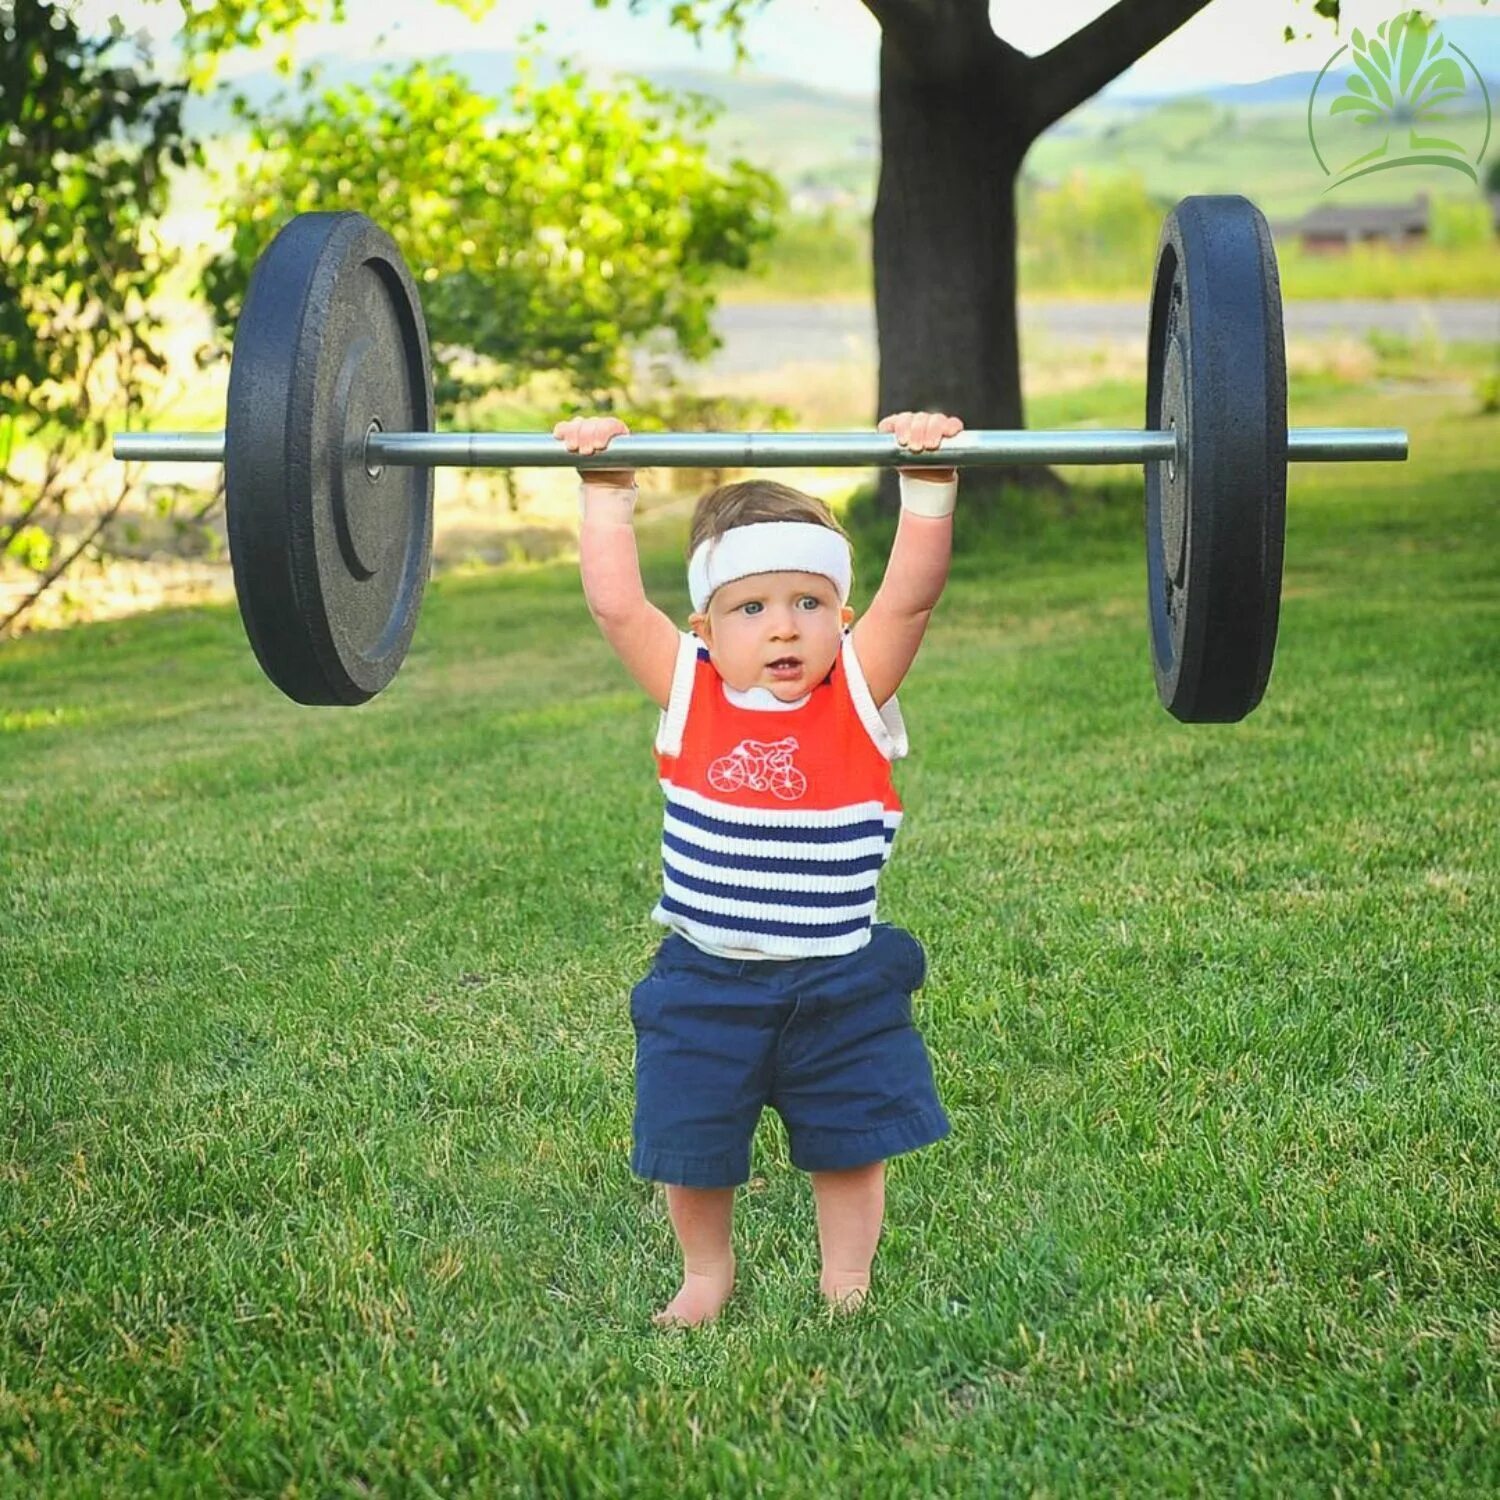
[629,922,951,1188]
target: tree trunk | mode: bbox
[870,29,1055,516]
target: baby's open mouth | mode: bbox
[767,657,801,670]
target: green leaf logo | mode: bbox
[1308,8,1490,188]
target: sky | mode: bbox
[83,0,1498,98]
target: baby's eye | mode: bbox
[798,596,820,610]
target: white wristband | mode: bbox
[898,472,958,518]
[578,482,638,525]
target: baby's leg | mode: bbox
[652,1183,738,1328]
[810,1160,885,1310]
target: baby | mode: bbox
[563,409,962,1327]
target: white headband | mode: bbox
[688,522,852,614]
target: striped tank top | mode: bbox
[651,626,909,961]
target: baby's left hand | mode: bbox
[879,411,963,482]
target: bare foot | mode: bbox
[820,1274,870,1313]
[652,1256,736,1328]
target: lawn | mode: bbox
[1,370,1496,1494]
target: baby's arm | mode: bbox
[868,480,955,614]
[561,418,679,710]
[849,412,960,707]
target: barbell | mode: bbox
[113,195,1408,722]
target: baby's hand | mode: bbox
[879,410,963,482]
[553,415,635,489]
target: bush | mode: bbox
[204,51,783,405]
[1017,170,1169,294]
[1429,195,1494,250]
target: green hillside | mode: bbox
[1024,97,1497,224]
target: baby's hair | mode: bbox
[685,479,851,565]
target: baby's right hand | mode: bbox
[553,416,635,489]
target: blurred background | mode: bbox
[3,0,1498,632]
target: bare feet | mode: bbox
[820,1273,871,1313]
[652,1255,736,1328]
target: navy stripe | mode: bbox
[663,860,876,909]
[662,829,888,878]
[658,894,872,940]
[666,800,893,846]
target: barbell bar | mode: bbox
[109,196,1411,720]
[114,426,1408,469]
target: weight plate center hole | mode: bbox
[365,419,384,481]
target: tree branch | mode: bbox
[859,0,938,33]
[862,0,1028,77]
[0,479,131,638]
[1021,0,1217,139]
[0,487,51,554]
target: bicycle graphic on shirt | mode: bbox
[707,736,808,801]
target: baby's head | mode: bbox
[686,479,855,701]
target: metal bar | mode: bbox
[113,426,1410,468]
[368,430,1182,468]
[1287,427,1408,462]
[114,432,228,463]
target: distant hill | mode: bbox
[1113,13,1500,108]
[184,15,1499,221]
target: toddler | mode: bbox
[563,410,962,1327]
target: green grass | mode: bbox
[2,375,1497,1494]
[716,207,1500,305]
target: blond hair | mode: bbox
[685,480,851,566]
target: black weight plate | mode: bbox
[226,212,433,705]
[1145,196,1287,723]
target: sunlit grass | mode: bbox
[1,369,1496,1491]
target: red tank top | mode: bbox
[651,627,908,960]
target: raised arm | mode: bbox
[562,417,679,709]
[850,411,961,707]
[578,480,650,619]
[866,477,955,615]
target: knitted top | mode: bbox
[650,626,909,960]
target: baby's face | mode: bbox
[690,570,855,700]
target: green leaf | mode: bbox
[4,525,52,572]
[1397,12,1434,97]
[1411,56,1465,106]
[1337,138,1391,174]
[1351,46,1395,107]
